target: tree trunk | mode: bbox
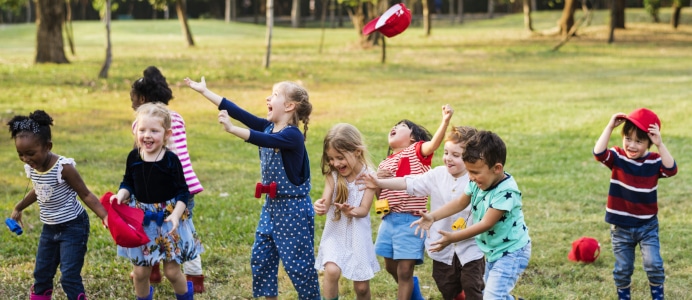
[35,0,69,64]
[671,2,682,29]
[225,0,230,22]
[487,0,494,19]
[523,0,532,31]
[558,0,576,37]
[291,0,300,27]
[98,0,112,79]
[457,0,463,23]
[264,0,273,68]
[175,0,195,47]
[613,0,625,28]
[423,0,431,36]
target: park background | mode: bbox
[1,1,692,299]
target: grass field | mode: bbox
[1,8,692,299]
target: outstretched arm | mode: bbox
[184,76,225,107]
[594,113,626,154]
[411,193,471,237]
[428,207,503,252]
[421,104,453,157]
[218,110,251,141]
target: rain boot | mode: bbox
[454,291,466,300]
[175,281,194,300]
[30,285,52,300]
[411,276,425,300]
[135,286,154,300]
[149,263,162,284]
[77,293,87,300]
[650,284,664,300]
[617,285,631,300]
[186,274,205,293]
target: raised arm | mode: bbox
[594,113,626,154]
[647,123,675,169]
[421,104,453,157]
[184,76,225,107]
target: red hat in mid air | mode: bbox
[362,3,411,38]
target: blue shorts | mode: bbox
[374,212,425,264]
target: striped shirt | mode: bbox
[132,110,204,195]
[378,141,433,214]
[25,156,85,225]
[594,146,677,227]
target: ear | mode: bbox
[492,163,503,174]
[164,128,173,141]
[45,141,53,151]
[284,101,296,112]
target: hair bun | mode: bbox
[29,110,54,126]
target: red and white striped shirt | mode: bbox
[378,141,432,215]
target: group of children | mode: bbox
[6,67,677,300]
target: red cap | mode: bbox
[362,3,411,37]
[568,237,600,263]
[624,108,660,132]
[100,192,150,248]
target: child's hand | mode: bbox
[218,110,234,132]
[609,113,627,129]
[165,214,180,235]
[335,203,356,217]
[648,123,663,146]
[376,168,394,179]
[410,212,434,238]
[429,230,452,252]
[10,210,23,228]
[313,198,327,215]
[355,173,379,190]
[109,194,124,205]
[442,104,454,123]
[184,76,207,93]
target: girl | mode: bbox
[7,110,108,300]
[374,104,453,300]
[359,126,485,300]
[110,103,201,300]
[184,76,320,299]
[130,66,206,293]
[313,123,380,300]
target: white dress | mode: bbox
[314,170,380,281]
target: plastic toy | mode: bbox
[375,199,390,215]
[5,218,23,235]
[255,182,277,199]
[452,217,467,230]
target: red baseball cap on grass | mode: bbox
[100,192,150,248]
[362,3,411,37]
[568,237,600,263]
[624,108,660,132]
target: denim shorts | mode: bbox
[374,212,425,264]
[483,241,531,299]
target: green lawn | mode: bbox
[1,8,692,299]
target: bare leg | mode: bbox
[162,261,187,295]
[396,259,416,300]
[322,262,341,299]
[353,280,371,300]
[132,266,152,298]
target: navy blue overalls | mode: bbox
[251,125,320,299]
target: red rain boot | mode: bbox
[186,274,205,293]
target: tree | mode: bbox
[264,0,273,68]
[175,0,195,46]
[291,0,300,27]
[98,0,112,78]
[608,0,625,43]
[523,0,532,31]
[422,0,431,36]
[670,0,684,29]
[35,0,69,63]
[557,0,576,37]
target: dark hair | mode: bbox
[277,81,312,140]
[131,66,173,104]
[7,110,54,145]
[462,130,506,168]
[622,120,652,148]
[387,119,432,156]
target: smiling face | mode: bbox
[621,130,650,159]
[265,83,293,124]
[326,147,362,181]
[136,116,170,158]
[15,133,53,172]
[464,159,505,191]
[388,122,414,151]
[443,141,466,178]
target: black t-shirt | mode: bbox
[119,149,189,205]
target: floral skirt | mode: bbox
[117,198,203,266]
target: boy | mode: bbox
[359,126,485,300]
[593,108,677,300]
[412,130,531,299]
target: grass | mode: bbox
[1,8,692,299]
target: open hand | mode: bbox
[410,211,434,238]
[429,230,452,252]
[165,214,180,235]
[335,203,356,217]
[355,172,378,190]
[184,76,207,93]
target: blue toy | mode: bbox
[5,218,23,235]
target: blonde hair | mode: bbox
[320,123,372,221]
[446,126,478,145]
[134,102,171,147]
[275,81,312,140]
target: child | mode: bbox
[374,104,453,300]
[184,76,320,299]
[359,126,485,300]
[130,66,206,292]
[412,130,531,299]
[313,123,380,300]
[7,110,109,300]
[593,108,677,300]
[110,103,201,300]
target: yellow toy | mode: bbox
[452,217,467,230]
[375,199,390,215]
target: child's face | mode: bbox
[443,141,466,178]
[15,133,52,172]
[388,122,414,149]
[464,159,505,191]
[265,84,290,124]
[130,91,145,111]
[136,116,170,155]
[621,131,650,159]
[326,147,362,181]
